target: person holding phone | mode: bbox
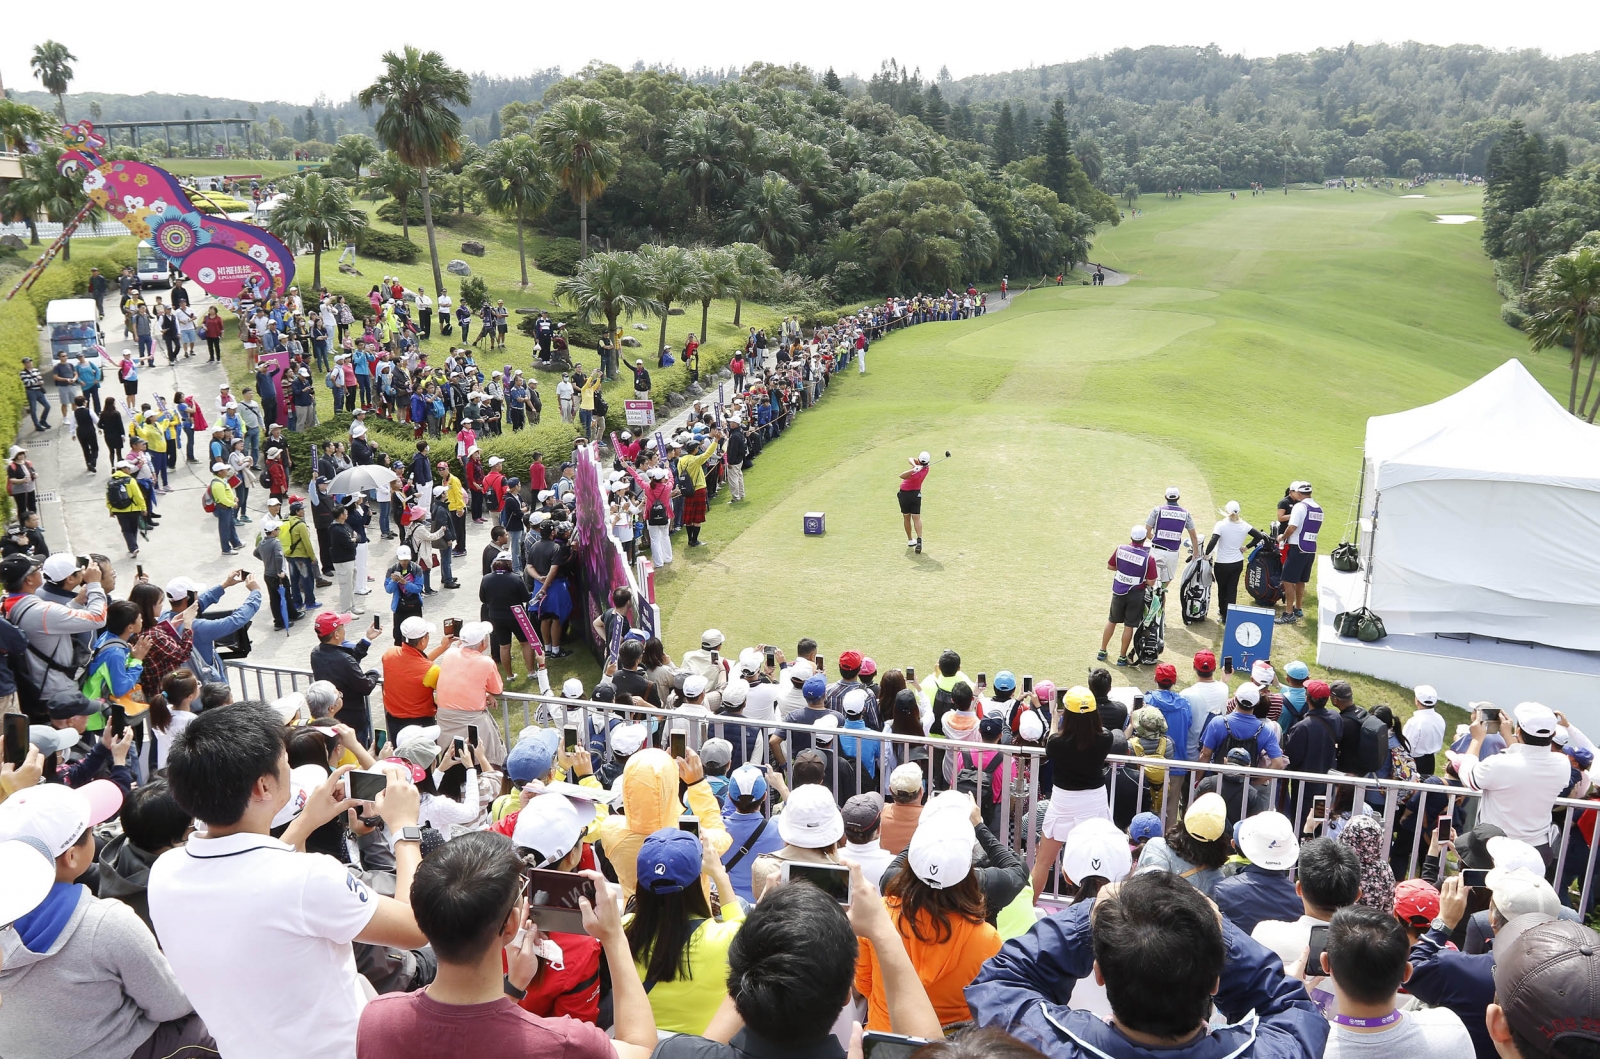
[309,611,384,747]
[161,571,263,684]
[622,829,746,1034]
[1249,837,1363,973]
[430,621,507,767]
[599,747,731,901]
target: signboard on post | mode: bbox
[624,400,655,427]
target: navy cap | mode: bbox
[637,828,702,895]
[46,691,102,720]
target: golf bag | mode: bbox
[1179,554,1213,625]
[1131,585,1166,665]
[1244,540,1284,605]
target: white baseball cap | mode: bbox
[841,688,869,717]
[1237,812,1300,870]
[211,461,230,472]
[1129,525,1147,541]
[562,678,584,698]
[1235,683,1261,706]
[1250,660,1275,686]
[811,714,840,745]
[399,616,434,641]
[917,451,931,464]
[1487,867,1564,919]
[1414,684,1438,706]
[165,576,199,601]
[736,649,763,675]
[1512,702,1558,738]
[700,629,725,648]
[270,764,329,828]
[682,674,708,699]
[270,693,309,724]
[610,723,648,756]
[0,839,55,922]
[908,810,976,889]
[777,784,845,848]
[1222,501,1240,515]
[458,621,492,647]
[722,678,750,707]
[1062,817,1133,885]
[512,792,596,866]
[889,763,925,794]
[40,553,80,582]
[1017,709,1046,742]
[395,546,412,561]
[0,779,124,859]
[787,659,815,683]
[1487,836,1548,875]
[1165,486,1181,500]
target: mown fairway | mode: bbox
[656,184,1559,713]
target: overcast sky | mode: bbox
[3,0,1597,103]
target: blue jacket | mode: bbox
[1147,688,1193,773]
[1406,927,1495,1059]
[165,585,261,683]
[966,899,1327,1059]
[0,614,30,697]
[1213,864,1304,936]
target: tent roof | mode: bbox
[1366,359,1600,491]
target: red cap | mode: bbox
[314,611,353,637]
[1155,663,1178,685]
[1305,679,1331,703]
[838,650,863,671]
[1192,651,1216,674]
[1394,878,1440,925]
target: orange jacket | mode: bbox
[854,902,1001,1030]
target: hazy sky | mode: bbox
[4,0,1597,103]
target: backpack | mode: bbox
[955,750,1004,819]
[1344,706,1390,775]
[105,475,133,509]
[202,481,217,514]
[647,498,669,526]
[1214,714,1261,766]
[930,685,957,735]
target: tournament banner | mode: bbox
[623,400,655,427]
[512,603,541,651]
[605,614,625,668]
[57,121,294,300]
[609,430,623,458]
[654,431,667,461]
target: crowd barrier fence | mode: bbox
[222,659,1599,908]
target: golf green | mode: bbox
[653,184,1557,709]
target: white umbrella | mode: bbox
[327,465,399,495]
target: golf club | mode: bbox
[930,450,954,466]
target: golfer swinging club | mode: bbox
[899,451,932,552]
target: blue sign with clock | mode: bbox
[1222,605,1276,674]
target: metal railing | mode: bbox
[222,660,1600,909]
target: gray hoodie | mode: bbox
[0,887,192,1059]
[96,833,159,933]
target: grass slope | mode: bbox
[656,184,1546,723]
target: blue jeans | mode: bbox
[25,388,50,429]
[216,506,243,552]
[288,557,318,609]
[314,341,330,373]
[579,408,592,436]
[509,529,524,568]
[183,426,196,463]
[152,451,169,487]
[245,427,261,465]
[438,544,454,584]
[376,498,391,536]
[357,375,372,405]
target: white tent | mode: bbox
[1358,359,1600,651]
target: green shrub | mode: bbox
[1500,301,1529,331]
[536,238,582,277]
[459,277,489,311]
[376,198,456,228]
[19,240,138,323]
[356,228,421,264]
[0,297,39,520]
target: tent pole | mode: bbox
[1362,491,1380,609]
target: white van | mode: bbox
[135,240,171,288]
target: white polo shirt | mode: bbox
[1180,680,1231,760]
[148,832,380,1059]
[1403,708,1447,756]
[1457,742,1573,846]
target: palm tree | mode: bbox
[665,110,739,217]
[12,144,99,259]
[536,97,620,259]
[327,134,380,181]
[0,177,45,245]
[688,246,739,350]
[725,242,780,327]
[637,244,705,361]
[554,252,661,351]
[1526,246,1600,420]
[0,98,52,154]
[30,41,77,122]
[730,172,811,263]
[474,134,555,287]
[358,45,472,300]
[365,151,421,237]
[265,172,368,291]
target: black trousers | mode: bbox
[1215,560,1244,619]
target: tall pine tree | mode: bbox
[994,103,1016,165]
[1483,121,1549,260]
[1015,103,1033,155]
[822,67,843,94]
[1043,99,1072,197]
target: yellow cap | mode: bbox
[1063,686,1096,714]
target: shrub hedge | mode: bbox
[536,238,582,277]
[376,198,457,229]
[356,228,421,265]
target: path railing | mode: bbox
[222,659,1599,908]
